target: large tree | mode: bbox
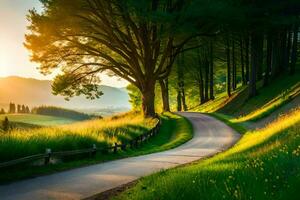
[26,0,198,117]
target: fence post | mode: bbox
[92,144,97,156]
[113,143,118,153]
[44,148,52,165]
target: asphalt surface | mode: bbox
[0,112,240,200]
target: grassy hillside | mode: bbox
[115,106,300,200]
[114,74,300,200]
[0,114,77,127]
[0,112,156,162]
[193,75,300,121]
[0,112,193,183]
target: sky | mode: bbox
[0,0,128,87]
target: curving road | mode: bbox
[0,112,240,200]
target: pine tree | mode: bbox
[2,117,10,132]
[17,105,21,113]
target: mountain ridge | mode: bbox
[0,76,130,111]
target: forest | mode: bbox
[25,0,299,117]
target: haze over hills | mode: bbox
[0,76,130,112]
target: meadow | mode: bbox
[115,105,300,200]
[0,112,193,183]
[0,112,156,162]
[0,114,77,127]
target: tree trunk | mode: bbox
[226,36,231,97]
[196,47,205,104]
[178,53,187,111]
[198,80,205,104]
[204,57,209,101]
[181,86,188,111]
[271,32,280,78]
[279,30,288,73]
[141,82,156,118]
[264,32,273,86]
[240,37,246,85]
[245,35,250,84]
[249,31,259,97]
[159,79,170,112]
[232,40,237,90]
[256,34,264,81]
[290,25,298,75]
[286,29,292,68]
[209,41,214,100]
[177,89,182,111]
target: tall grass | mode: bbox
[0,112,193,183]
[115,108,300,200]
[0,112,157,162]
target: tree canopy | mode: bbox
[26,0,300,117]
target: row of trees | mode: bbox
[8,103,30,114]
[0,108,5,114]
[32,106,92,120]
[26,0,300,117]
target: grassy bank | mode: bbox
[0,112,193,183]
[192,75,300,121]
[115,108,300,200]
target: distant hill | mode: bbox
[0,76,130,112]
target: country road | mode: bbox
[0,112,240,200]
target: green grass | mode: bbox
[191,87,244,113]
[115,108,300,200]
[114,74,300,200]
[0,114,77,127]
[0,112,193,183]
[192,75,300,124]
[219,75,300,118]
[209,113,248,134]
[0,112,156,162]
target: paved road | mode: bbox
[0,112,240,200]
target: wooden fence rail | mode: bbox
[0,117,161,168]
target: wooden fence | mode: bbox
[0,117,161,168]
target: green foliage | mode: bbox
[25,0,198,117]
[31,106,94,121]
[1,117,10,132]
[52,73,103,100]
[8,103,16,113]
[0,108,5,114]
[127,84,142,111]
